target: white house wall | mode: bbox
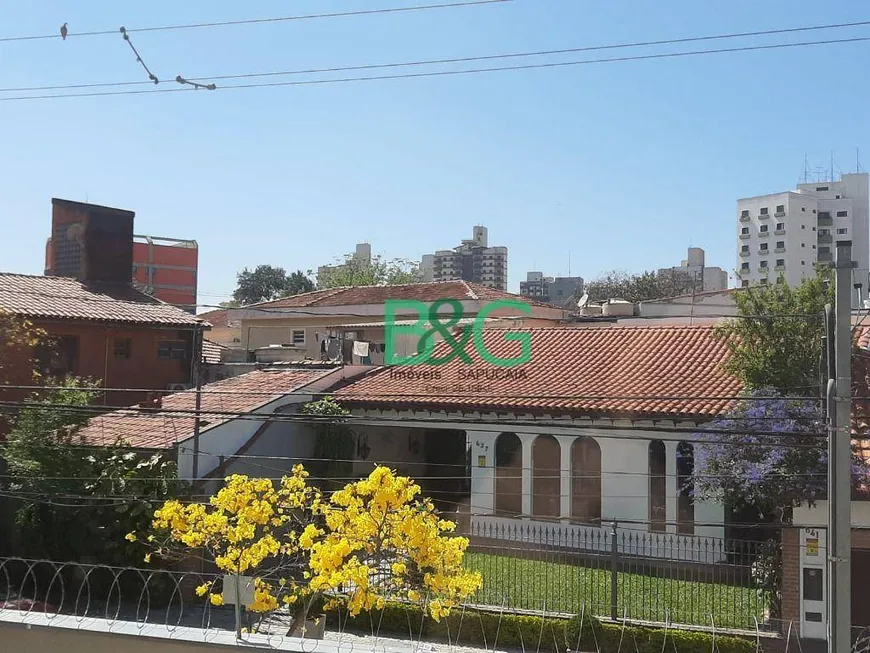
[348,414,725,546]
[221,421,316,479]
[177,394,317,480]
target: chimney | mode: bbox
[48,198,135,285]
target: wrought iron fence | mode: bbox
[462,517,772,630]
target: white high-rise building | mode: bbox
[736,173,869,300]
[420,226,508,290]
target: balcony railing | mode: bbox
[739,233,751,240]
[739,214,750,222]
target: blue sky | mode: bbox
[1,0,869,307]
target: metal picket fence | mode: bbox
[462,517,772,630]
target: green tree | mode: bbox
[317,255,419,289]
[233,265,315,305]
[300,397,355,490]
[0,311,44,380]
[3,378,182,564]
[716,272,833,393]
[585,269,697,303]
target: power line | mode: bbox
[0,382,827,402]
[0,1,510,43]
[2,34,870,102]
[0,403,830,444]
[6,18,870,95]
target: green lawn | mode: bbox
[464,552,768,629]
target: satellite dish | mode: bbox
[577,293,589,308]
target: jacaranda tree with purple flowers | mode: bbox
[692,389,868,520]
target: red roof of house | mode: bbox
[202,338,226,364]
[0,273,204,327]
[244,281,553,310]
[80,367,335,449]
[335,324,741,418]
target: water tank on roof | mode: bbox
[602,299,635,317]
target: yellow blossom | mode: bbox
[195,583,209,597]
[209,593,224,606]
[125,532,137,542]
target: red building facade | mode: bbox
[0,274,207,427]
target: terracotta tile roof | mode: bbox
[197,308,228,326]
[335,325,741,418]
[0,273,205,327]
[197,308,242,327]
[80,367,335,449]
[202,338,225,364]
[245,281,553,310]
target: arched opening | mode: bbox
[648,440,666,533]
[571,437,601,522]
[494,432,522,516]
[532,435,560,518]
[677,441,695,535]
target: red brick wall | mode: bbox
[132,241,197,309]
[781,528,800,631]
[0,320,194,435]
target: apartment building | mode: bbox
[736,173,870,299]
[658,247,728,293]
[420,226,508,290]
[520,271,584,306]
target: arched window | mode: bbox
[571,437,601,522]
[532,435,560,518]
[494,433,522,516]
[677,442,695,535]
[648,440,666,533]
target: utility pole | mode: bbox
[828,240,853,653]
[191,326,204,480]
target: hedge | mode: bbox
[326,602,756,653]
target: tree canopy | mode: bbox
[716,272,833,393]
[585,269,699,304]
[134,466,481,630]
[232,265,315,305]
[317,254,419,289]
[3,378,182,563]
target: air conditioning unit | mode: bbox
[167,383,192,392]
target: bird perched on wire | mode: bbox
[60,23,68,40]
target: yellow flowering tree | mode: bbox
[304,466,481,620]
[133,465,480,632]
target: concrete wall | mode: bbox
[0,617,350,653]
[638,291,737,319]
